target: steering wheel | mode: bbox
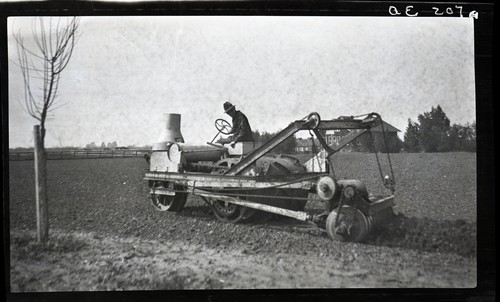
[215,118,232,135]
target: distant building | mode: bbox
[295,138,321,153]
[323,129,351,150]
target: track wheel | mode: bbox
[212,200,248,223]
[150,184,188,212]
[325,205,369,243]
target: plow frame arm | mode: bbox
[313,113,382,156]
[225,112,383,175]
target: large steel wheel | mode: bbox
[150,183,188,212]
[151,193,188,212]
[325,205,369,243]
[212,199,249,223]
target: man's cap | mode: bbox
[223,102,235,113]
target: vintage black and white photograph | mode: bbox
[6,12,480,291]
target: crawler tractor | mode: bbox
[144,112,395,243]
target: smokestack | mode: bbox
[153,113,184,150]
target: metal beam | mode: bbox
[195,189,310,221]
[144,171,323,190]
[149,188,175,196]
[312,128,334,154]
[317,120,372,130]
[330,128,370,153]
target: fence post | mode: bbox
[34,125,49,243]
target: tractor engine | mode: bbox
[147,113,309,222]
[149,113,223,173]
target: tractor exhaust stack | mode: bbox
[153,113,184,150]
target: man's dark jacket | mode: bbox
[229,110,253,142]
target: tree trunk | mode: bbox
[34,125,49,243]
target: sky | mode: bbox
[7,16,476,148]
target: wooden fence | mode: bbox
[9,149,150,161]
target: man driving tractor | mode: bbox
[216,101,253,148]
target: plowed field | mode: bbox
[8,153,477,290]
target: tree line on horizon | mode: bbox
[403,105,476,153]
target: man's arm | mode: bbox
[231,114,250,143]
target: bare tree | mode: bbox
[13,17,80,243]
[14,17,80,146]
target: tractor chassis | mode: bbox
[144,171,394,241]
[144,112,396,242]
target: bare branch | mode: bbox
[32,18,48,58]
[13,32,46,61]
[13,16,80,132]
[49,18,54,58]
[47,98,69,113]
[17,43,39,117]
